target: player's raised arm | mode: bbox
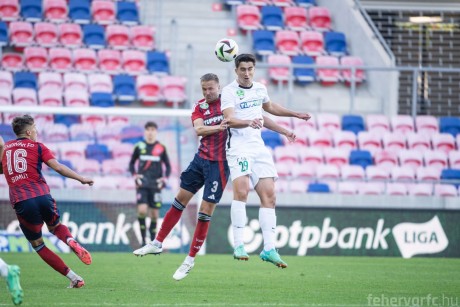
[45,159,93,185]
[262,101,311,121]
[193,118,228,137]
[222,108,255,128]
[262,116,297,143]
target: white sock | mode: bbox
[0,258,8,277]
[231,200,247,247]
[152,239,162,247]
[66,269,79,281]
[259,208,276,251]
[185,255,194,264]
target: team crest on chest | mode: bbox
[236,89,245,100]
[200,102,209,109]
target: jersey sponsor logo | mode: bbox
[204,110,211,116]
[208,194,215,200]
[239,99,262,109]
[203,115,224,126]
[140,155,161,161]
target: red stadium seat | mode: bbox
[408,183,432,196]
[35,22,58,47]
[337,181,358,195]
[308,7,331,31]
[333,131,357,149]
[316,113,340,133]
[0,0,19,20]
[9,21,34,46]
[88,73,113,93]
[423,150,448,170]
[102,159,127,176]
[415,115,439,135]
[340,165,365,180]
[0,89,12,105]
[38,72,63,90]
[299,31,324,56]
[298,147,323,165]
[390,166,415,182]
[24,46,48,71]
[98,49,121,73]
[316,56,340,86]
[64,89,89,107]
[267,54,291,82]
[45,176,65,189]
[69,123,95,141]
[131,25,155,50]
[49,47,72,71]
[357,182,384,195]
[12,88,37,106]
[285,6,308,31]
[365,165,389,181]
[81,114,106,127]
[406,132,431,152]
[324,148,349,167]
[111,142,133,160]
[236,5,261,31]
[386,183,408,196]
[274,145,299,164]
[162,75,186,106]
[291,162,316,178]
[44,0,68,23]
[59,141,86,161]
[316,164,340,180]
[122,50,146,75]
[1,53,23,71]
[434,184,458,197]
[273,0,296,6]
[390,115,414,135]
[431,133,456,153]
[58,23,82,47]
[340,56,365,85]
[275,30,300,56]
[448,151,460,169]
[382,132,406,151]
[64,72,88,91]
[0,71,13,90]
[73,159,100,175]
[107,115,129,126]
[416,166,441,182]
[366,114,390,133]
[74,48,97,71]
[92,0,116,25]
[137,75,161,105]
[38,87,63,106]
[398,149,423,170]
[106,24,130,49]
[275,161,292,177]
[308,130,332,148]
[374,150,398,168]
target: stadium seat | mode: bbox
[90,92,115,107]
[107,24,130,49]
[0,89,11,106]
[423,150,448,170]
[63,72,88,91]
[92,0,116,24]
[340,165,365,180]
[324,148,349,167]
[316,56,340,86]
[0,0,19,20]
[73,159,101,175]
[273,0,296,6]
[81,114,106,127]
[382,132,406,151]
[366,114,390,133]
[298,147,323,165]
[349,150,373,169]
[119,178,135,190]
[391,115,414,135]
[45,176,65,189]
[0,71,13,90]
[146,51,169,75]
[64,89,89,107]
[0,21,8,46]
[275,161,292,177]
[88,73,113,93]
[137,75,161,105]
[390,166,415,182]
[59,143,85,161]
[274,145,298,164]
[309,7,331,31]
[247,0,271,5]
[406,132,431,152]
[300,31,325,57]
[58,23,82,47]
[365,165,389,181]
[69,123,95,141]
[116,1,139,25]
[316,164,339,179]
[74,48,97,71]
[386,183,408,196]
[83,24,106,49]
[86,143,111,162]
[162,75,187,106]
[1,53,23,71]
[275,30,300,56]
[49,47,72,71]
[440,169,460,187]
[236,5,261,31]
[408,183,432,196]
[398,149,423,170]
[358,182,384,195]
[267,54,291,82]
[24,46,48,71]
[333,131,357,149]
[34,22,58,47]
[14,71,36,88]
[291,162,316,178]
[448,151,460,169]
[374,150,398,168]
[120,124,143,143]
[342,114,364,135]
[439,116,460,137]
[113,74,136,104]
[285,6,308,31]
[110,142,133,159]
[434,184,458,197]
[316,113,340,133]
[431,133,456,153]
[38,87,63,106]
[337,181,358,195]
[252,30,276,56]
[261,6,284,31]
[324,31,347,56]
[416,166,441,182]
[33,113,54,128]
[43,0,67,22]
[69,0,90,24]
[308,130,332,148]
[102,159,127,176]
[261,129,283,149]
[286,180,308,193]
[21,0,42,21]
[12,88,36,106]
[292,55,315,84]
[415,115,438,135]
[122,50,146,75]
[341,56,365,85]
[42,123,69,141]
[307,183,330,193]
[131,25,155,50]
[98,49,122,73]
[0,123,15,141]
[271,116,292,130]
[9,21,33,46]
[295,0,316,7]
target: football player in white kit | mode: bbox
[221,53,311,268]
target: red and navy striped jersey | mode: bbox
[1,138,54,206]
[191,97,227,161]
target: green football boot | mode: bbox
[233,245,249,261]
[6,265,23,305]
[259,249,288,268]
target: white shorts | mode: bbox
[226,145,278,187]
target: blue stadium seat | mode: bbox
[116,1,139,25]
[86,143,112,162]
[261,130,283,149]
[83,24,106,49]
[292,55,315,84]
[146,51,170,75]
[439,117,460,137]
[324,31,347,56]
[113,74,136,105]
[342,115,365,135]
[441,169,460,187]
[349,150,373,169]
[307,183,330,193]
[14,72,37,89]
[295,0,316,7]
[91,92,115,107]
[0,124,16,142]
[54,115,81,127]
[261,6,284,31]
[20,0,42,21]
[69,0,91,24]
[121,125,144,144]
[0,22,8,46]
[252,30,275,56]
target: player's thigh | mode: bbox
[254,177,276,208]
[202,159,229,204]
[250,147,278,187]
[14,197,45,241]
[39,194,61,228]
[180,155,206,194]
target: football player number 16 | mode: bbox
[5,149,28,175]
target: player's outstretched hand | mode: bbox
[249,118,263,129]
[298,113,312,121]
[284,130,297,143]
[80,177,94,186]
[219,119,229,130]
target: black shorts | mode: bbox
[136,188,162,208]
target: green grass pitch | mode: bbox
[0,252,459,306]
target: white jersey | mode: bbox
[221,80,270,148]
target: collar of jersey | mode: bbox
[238,83,253,89]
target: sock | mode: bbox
[149,220,157,241]
[0,258,7,277]
[66,269,79,282]
[138,217,146,242]
[188,212,211,257]
[259,208,276,251]
[35,243,69,276]
[231,200,247,247]
[51,224,73,244]
[185,255,194,264]
[155,198,185,243]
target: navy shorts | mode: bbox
[180,154,229,204]
[136,188,162,208]
[14,194,60,241]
